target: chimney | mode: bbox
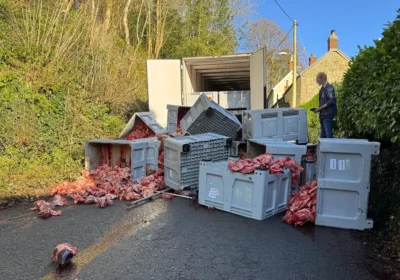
[284,80,289,91]
[289,56,294,71]
[328,30,338,51]
[309,53,317,66]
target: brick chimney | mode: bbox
[289,56,294,71]
[328,30,338,51]
[309,53,317,66]
[284,80,289,91]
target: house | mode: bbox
[273,30,350,107]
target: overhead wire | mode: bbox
[298,26,309,59]
[273,0,294,22]
[275,26,293,52]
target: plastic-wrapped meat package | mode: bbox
[50,243,78,266]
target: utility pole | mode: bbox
[292,20,297,108]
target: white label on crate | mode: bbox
[329,159,337,170]
[208,188,220,199]
[338,160,346,171]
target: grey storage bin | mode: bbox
[229,141,246,157]
[186,91,218,106]
[164,133,231,190]
[85,139,159,181]
[247,139,306,164]
[181,93,242,139]
[300,161,317,186]
[119,112,168,139]
[242,108,308,143]
[198,161,292,220]
[315,138,380,230]
[166,104,191,133]
[219,90,250,109]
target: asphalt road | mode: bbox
[0,198,377,280]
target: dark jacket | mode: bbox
[319,83,337,119]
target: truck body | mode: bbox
[146,48,267,126]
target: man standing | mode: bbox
[312,72,337,138]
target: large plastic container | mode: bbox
[242,108,308,143]
[85,139,159,181]
[229,141,246,157]
[166,104,191,133]
[186,91,218,106]
[218,91,250,109]
[119,112,168,139]
[300,161,317,186]
[198,161,292,220]
[315,138,380,230]
[181,93,242,139]
[163,133,232,190]
[247,139,306,164]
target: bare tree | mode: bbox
[123,0,133,45]
[103,0,113,32]
[242,18,307,90]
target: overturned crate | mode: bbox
[85,139,159,181]
[199,161,292,220]
[229,141,247,157]
[242,108,308,143]
[180,93,242,139]
[166,104,191,133]
[316,138,380,230]
[119,112,168,139]
[164,133,232,190]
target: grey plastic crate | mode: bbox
[247,139,306,164]
[85,139,160,181]
[181,93,242,139]
[218,91,250,109]
[199,161,292,220]
[300,161,317,186]
[119,112,168,139]
[315,138,380,230]
[242,108,308,143]
[186,91,218,106]
[229,141,246,157]
[164,133,232,190]
[166,104,191,133]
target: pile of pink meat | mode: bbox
[124,118,155,140]
[31,130,178,215]
[228,154,304,185]
[282,180,317,226]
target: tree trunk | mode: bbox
[64,0,74,14]
[103,0,113,32]
[123,0,132,45]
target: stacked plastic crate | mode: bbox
[315,138,380,230]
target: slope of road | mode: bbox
[0,199,376,280]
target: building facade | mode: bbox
[274,30,350,107]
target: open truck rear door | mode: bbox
[147,59,182,126]
[250,48,266,110]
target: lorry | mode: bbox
[146,48,267,126]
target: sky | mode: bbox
[249,0,399,59]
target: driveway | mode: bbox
[0,198,376,280]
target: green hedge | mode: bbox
[339,10,400,143]
[338,10,400,227]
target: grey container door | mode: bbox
[250,48,266,110]
[130,142,148,181]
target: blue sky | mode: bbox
[252,0,399,59]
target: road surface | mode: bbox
[0,198,376,280]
